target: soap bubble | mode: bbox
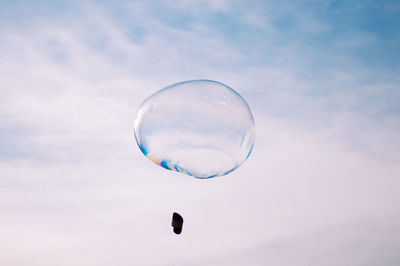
[134,80,255,179]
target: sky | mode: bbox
[0,0,399,265]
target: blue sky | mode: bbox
[0,1,399,265]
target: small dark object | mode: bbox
[171,212,184,234]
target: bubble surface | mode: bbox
[134,80,255,179]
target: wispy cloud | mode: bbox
[0,1,399,265]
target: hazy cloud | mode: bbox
[0,1,399,265]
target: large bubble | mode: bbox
[134,80,255,179]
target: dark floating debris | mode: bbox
[171,212,184,234]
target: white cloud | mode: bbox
[0,2,399,265]
[169,0,231,12]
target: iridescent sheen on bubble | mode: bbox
[134,80,255,179]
